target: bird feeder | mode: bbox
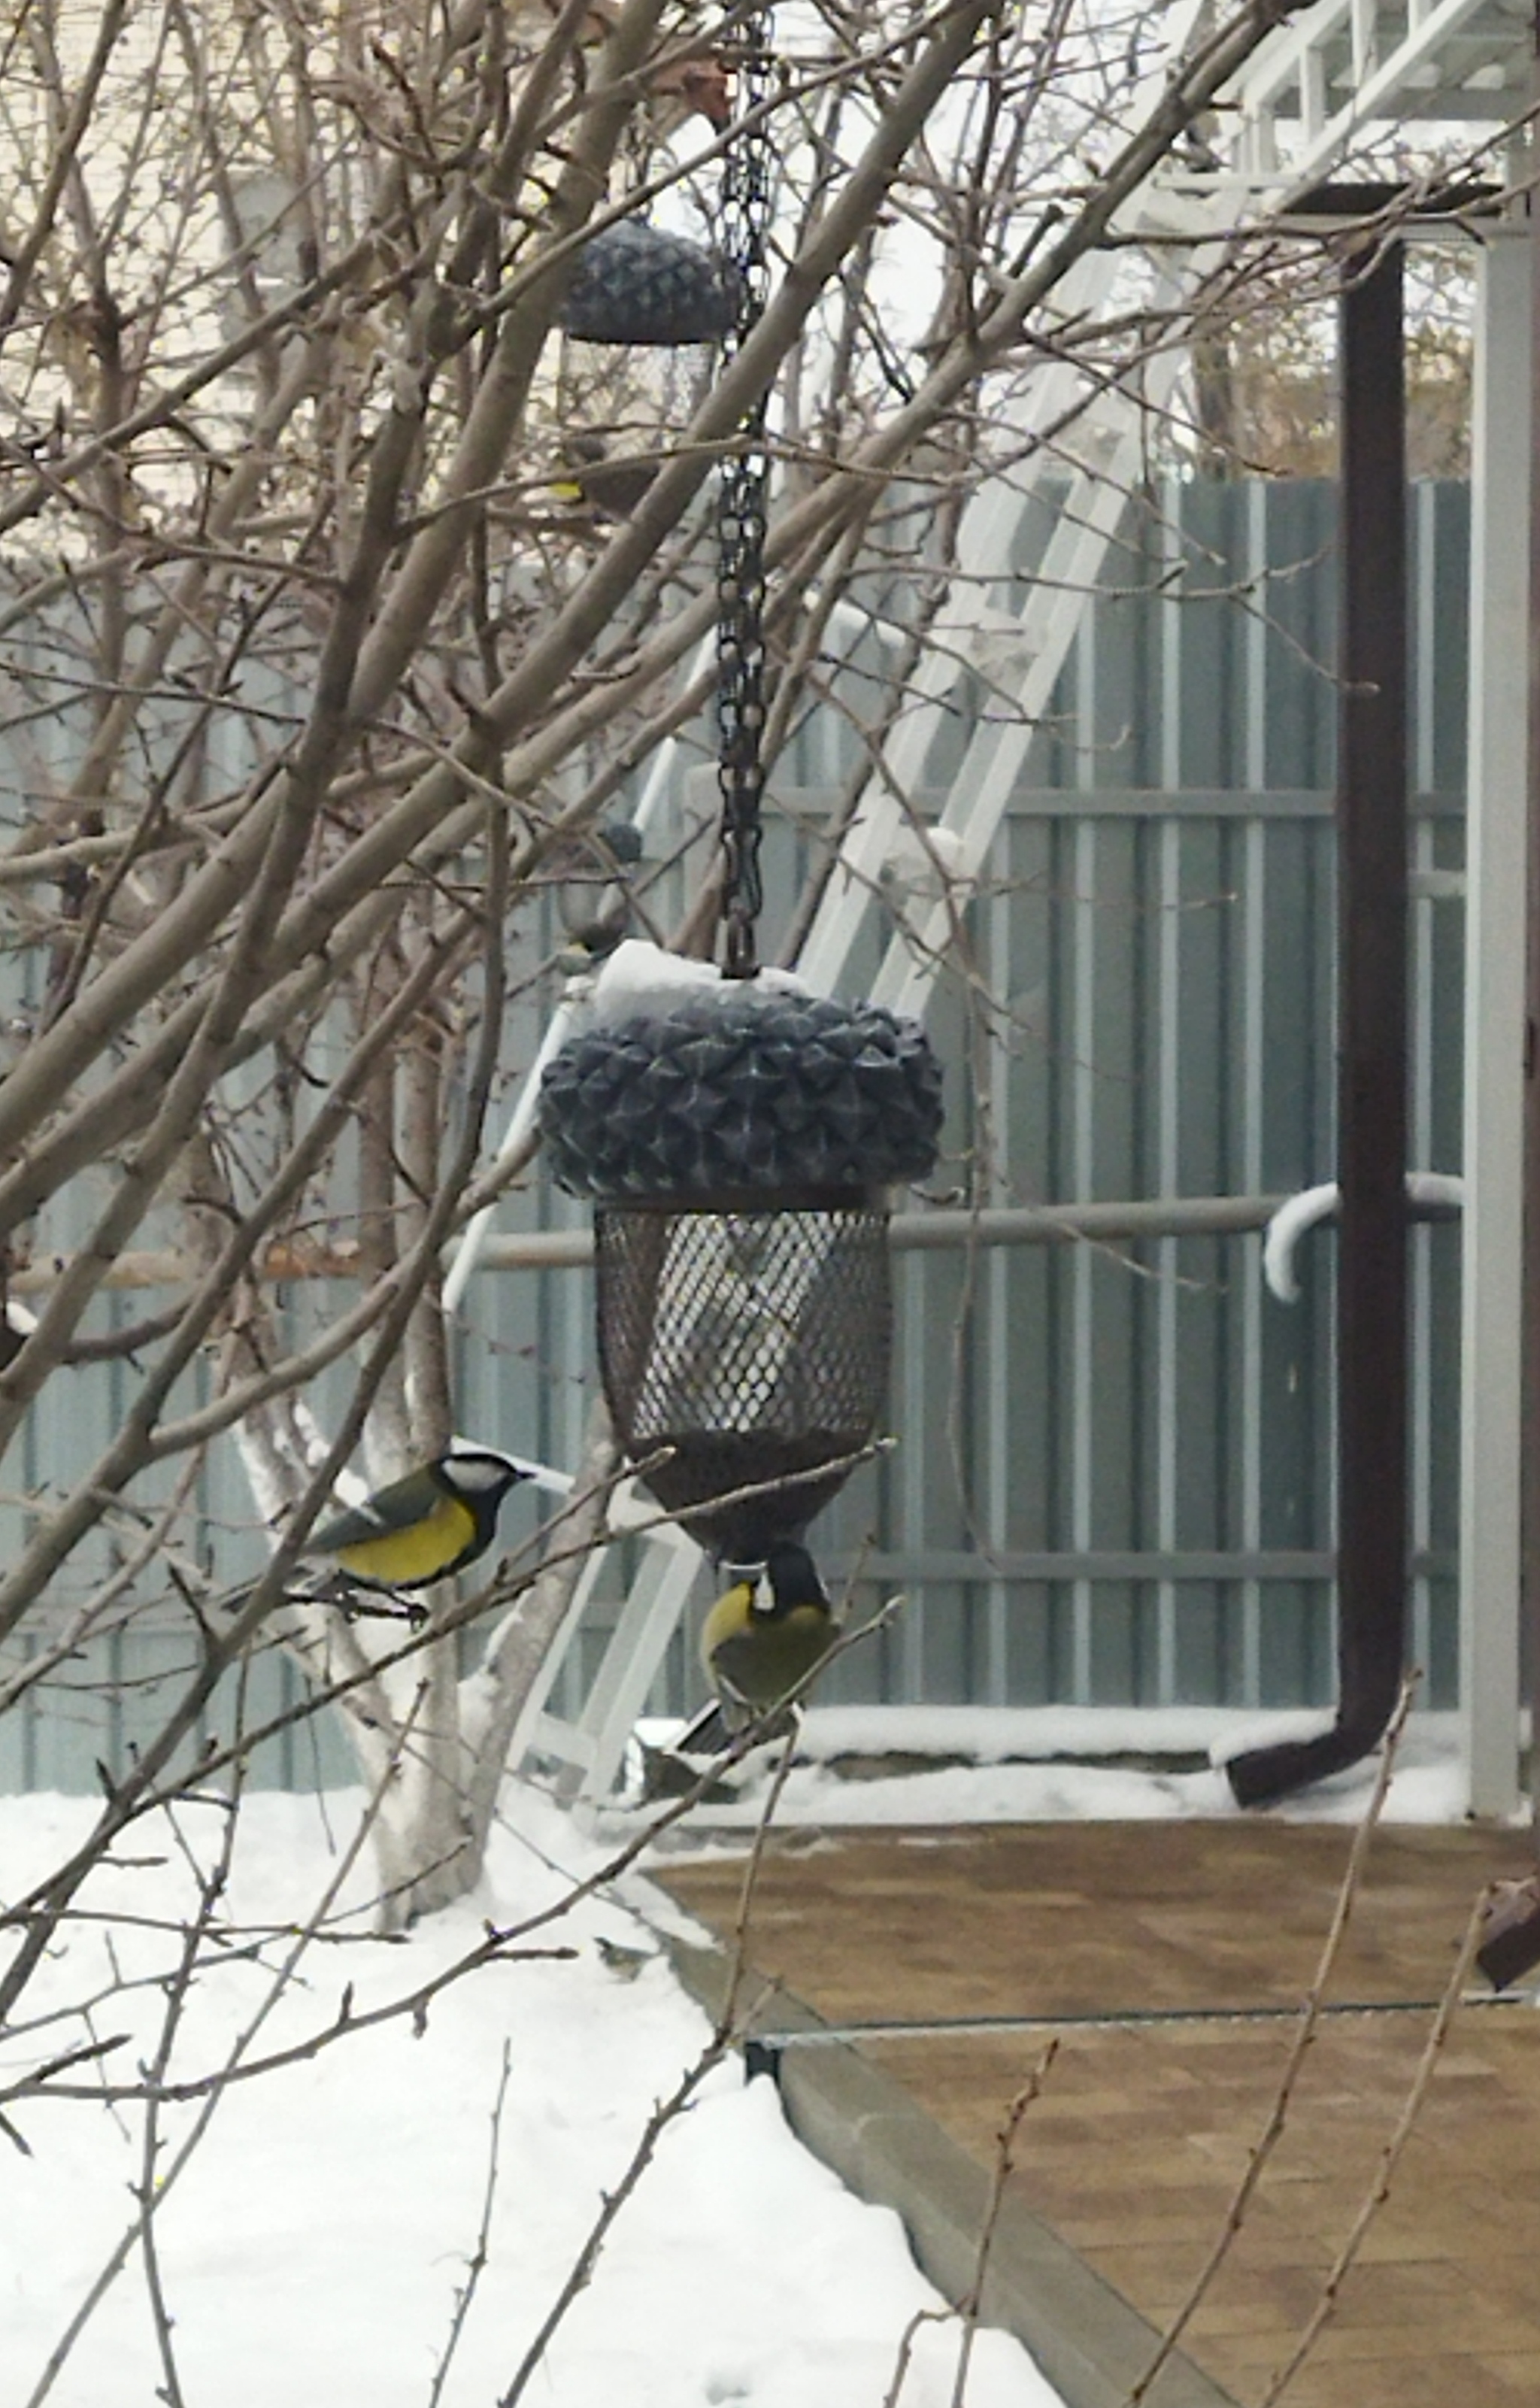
[557,220,744,347]
[538,2,941,1564]
[540,983,942,1560]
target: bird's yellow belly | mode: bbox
[708,1601,832,1706]
[335,1494,474,1586]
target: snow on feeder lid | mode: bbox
[538,945,944,1560]
[539,947,942,1204]
[556,220,744,347]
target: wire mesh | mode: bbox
[596,1201,890,1559]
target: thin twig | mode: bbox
[24,1700,426,2406]
[718,1736,803,2034]
[494,2027,733,2408]
[493,1647,805,2406]
[950,2045,1057,2408]
[883,2308,953,2408]
[427,2038,515,2408]
[136,1787,247,2408]
[1129,1675,1420,2403]
[1256,1880,1495,2408]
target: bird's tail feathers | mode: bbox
[671,1700,732,1756]
[671,1697,801,1757]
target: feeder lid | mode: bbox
[557,220,745,347]
[540,971,944,1202]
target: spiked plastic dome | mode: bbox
[557,220,744,347]
[539,991,942,1199]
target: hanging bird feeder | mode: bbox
[538,6,943,1565]
[541,978,941,1560]
[557,219,744,347]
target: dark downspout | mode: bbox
[1228,244,1409,1808]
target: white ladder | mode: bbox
[505,1475,704,1803]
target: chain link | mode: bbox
[716,7,775,980]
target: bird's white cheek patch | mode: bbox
[444,1457,515,1494]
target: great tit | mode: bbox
[507,12,731,134]
[553,817,644,968]
[305,1448,530,1591]
[549,434,661,520]
[676,1539,836,1754]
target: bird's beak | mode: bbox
[505,1457,574,1496]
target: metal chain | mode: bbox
[716,6,775,980]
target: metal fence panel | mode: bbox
[0,478,1470,1785]
[801,477,1465,1721]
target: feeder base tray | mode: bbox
[634,1427,872,1563]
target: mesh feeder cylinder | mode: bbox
[539,989,944,1561]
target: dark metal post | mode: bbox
[1229,245,1408,1806]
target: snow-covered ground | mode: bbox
[638,1703,1475,1833]
[2,1777,1053,2408]
[0,1709,1488,2407]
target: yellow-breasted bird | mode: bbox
[676,1539,836,1755]
[549,434,662,521]
[304,1448,530,1593]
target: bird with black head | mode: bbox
[301,1448,531,1597]
[675,1538,837,1755]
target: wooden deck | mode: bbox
[659,1821,1540,2408]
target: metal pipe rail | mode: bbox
[462,1187,1461,1275]
[2,1189,1463,1293]
[6,1189,1463,1300]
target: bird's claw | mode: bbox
[307,1570,428,1627]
